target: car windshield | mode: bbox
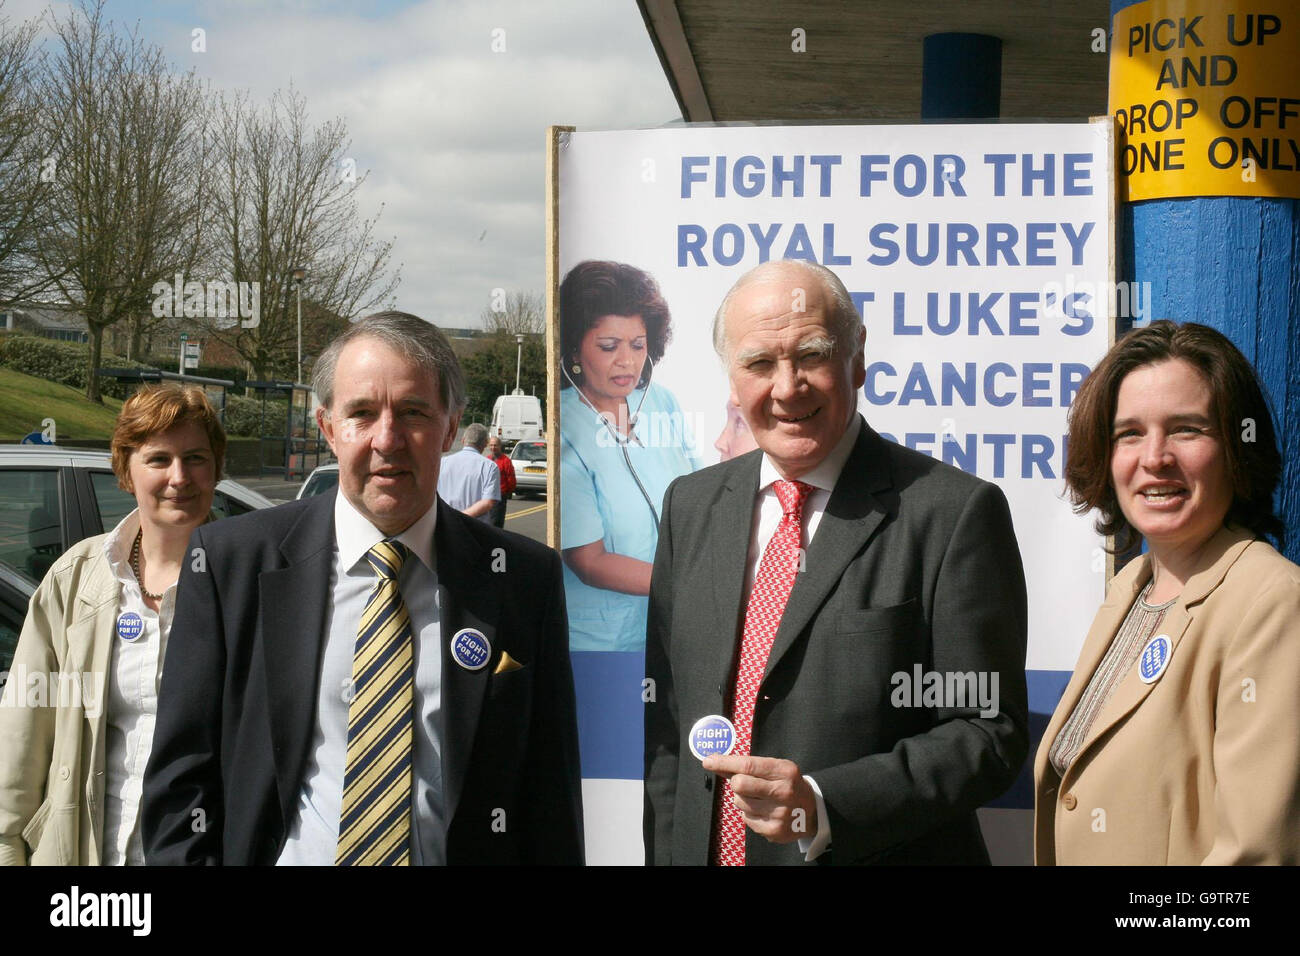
[512,443,546,462]
[304,470,339,497]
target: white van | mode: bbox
[491,391,543,446]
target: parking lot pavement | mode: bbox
[234,477,304,502]
[502,495,548,543]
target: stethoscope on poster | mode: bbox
[562,356,661,532]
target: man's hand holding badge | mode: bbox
[688,715,819,846]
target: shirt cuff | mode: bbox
[797,775,831,862]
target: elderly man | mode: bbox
[644,260,1027,865]
[143,311,583,865]
[438,423,500,522]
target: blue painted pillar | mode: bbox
[921,33,1001,119]
[1111,0,1300,561]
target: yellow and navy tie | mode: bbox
[337,539,415,866]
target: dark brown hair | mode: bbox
[111,384,227,492]
[558,261,671,390]
[1065,320,1283,552]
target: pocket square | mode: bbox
[493,651,524,675]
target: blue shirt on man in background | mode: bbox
[437,424,501,521]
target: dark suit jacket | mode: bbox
[644,417,1028,865]
[142,492,583,865]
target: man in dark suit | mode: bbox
[644,261,1027,865]
[143,312,583,865]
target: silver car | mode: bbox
[509,439,547,497]
[0,559,34,680]
[0,444,274,590]
[296,462,340,500]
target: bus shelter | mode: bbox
[242,381,330,479]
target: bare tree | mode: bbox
[0,5,56,304]
[198,87,399,382]
[35,0,207,401]
[480,290,544,335]
[118,100,217,361]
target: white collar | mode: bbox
[333,490,438,575]
[103,508,143,581]
[757,415,862,495]
[103,508,187,598]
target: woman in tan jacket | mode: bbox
[0,384,224,865]
[1035,320,1300,865]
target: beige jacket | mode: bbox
[1034,525,1300,865]
[0,534,117,865]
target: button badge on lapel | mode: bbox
[1138,634,1172,684]
[451,627,491,671]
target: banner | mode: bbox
[555,122,1113,863]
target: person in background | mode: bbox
[437,422,500,522]
[1035,320,1300,865]
[559,260,700,653]
[0,384,224,864]
[485,436,516,528]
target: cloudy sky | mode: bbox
[9,0,680,327]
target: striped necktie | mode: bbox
[337,539,415,866]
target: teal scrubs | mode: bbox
[560,383,701,652]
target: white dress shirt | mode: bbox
[277,492,446,865]
[742,416,862,862]
[102,510,177,866]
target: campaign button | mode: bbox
[688,715,736,761]
[116,611,144,642]
[451,628,491,671]
[1139,633,1172,684]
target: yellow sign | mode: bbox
[1109,0,1300,200]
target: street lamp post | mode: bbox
[514,334,524,393]
[291,266,307,383]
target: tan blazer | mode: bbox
[0,535,116,865]
[1034,525,1300,865]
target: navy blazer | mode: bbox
[142,491,583,865]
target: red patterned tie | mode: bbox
[712,478,814,866]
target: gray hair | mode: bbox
[711,260,861,361]
[312,310,467,413]
[463,422,489,450]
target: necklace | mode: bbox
[130,529,167,601]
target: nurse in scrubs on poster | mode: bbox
[559,260,701,652]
